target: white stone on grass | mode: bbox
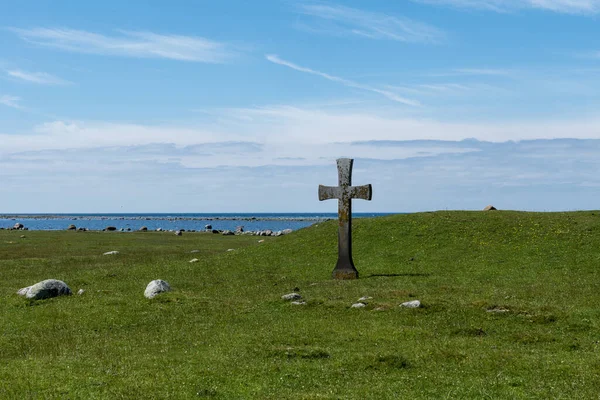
[358,296,372,302]
[77,289,85,295]
[351,302,366,308]
[103,251,119,256]
[190,250,200,253]
[400,300,421,308]
[189,258,199,263]
[19,279,72,300]
[291,301,306,305]
[281,293,302,301]
[144,280,171,299]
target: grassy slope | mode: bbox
[1,211,600,399]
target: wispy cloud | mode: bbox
[0,95,23,109]
[297,3,445,43]
[412,0,600,14]
[10,28,237,63]
[265,54,420,106]
[7,69,72,85]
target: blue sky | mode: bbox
[2,0,600,213]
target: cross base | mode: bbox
[332,265,359,280]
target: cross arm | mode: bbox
[318,185,342,201]
[349,184,372,201]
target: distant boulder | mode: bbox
[483,205,497,211]
[13,223,24,230]
[175,230,183,236]
[103,250,119,256]
[17,279,72,300]
[144,279,171,299]
[222,230,234,236]
[205,224,212,230]
[67,224,76,230]
[105,226,117,231]
[139,226,148,232]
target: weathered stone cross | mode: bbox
[319,158,372,279]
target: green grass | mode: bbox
[2,211,600,399]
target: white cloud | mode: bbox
[0,95,23,109]
[265,55,420,106]
[7,69,72,85]
[412,0,600,14]
[10,28,236,63]
[297,3,445,43]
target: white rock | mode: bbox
[77,289,85,295]
[16,286,31,296]
[144,279,171,299]
[358,296,372,302]
[258,240,265,243]
[23,279,72,300]
[400,300,421,308]
[156,228,162,232]
[226,248,234,252]
[291,301,306,305]
[189,258,199,263]
[351,302,367,308]
[190,250,200,253]
[103,251,119,256]
[282,229,293,235]
[281,293,302,301]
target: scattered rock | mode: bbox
[258,239,265,243]
[483,205,497,211]
[120,228,125,232]
[175,230,183,236]
[189,258,199,263]
[358,296,372,302]
[190,250,200,253]
[282,293,302,301]
[156,228,163,232]
[226,248,234,252]
[127,228,131,231]
[13,223,24,230]
[105,226,117,231]
[67,224,76,230]
[351,302,367,308]
[211,229,219,234]
[400,300,421,308]
[205,224,212,230]
[372,307,386,312]
[20,235,26,238]
[487,307,510,313]
[222,230,234,236]
[291,301,306,305]
[282,229,293,235]
[20,279,72,300]
[103,250,119,256]
[77,289,85,295]
[235,226,244,233]
[144,280,171,299]
[139,226,148,231]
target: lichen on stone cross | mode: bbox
[318,158,372,279]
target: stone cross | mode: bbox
[319,158,372,279]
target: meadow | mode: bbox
[1,211,600,399]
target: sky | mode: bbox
[2,0,600,213]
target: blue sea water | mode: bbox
[0,213,392,232]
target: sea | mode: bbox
[0,213,392,232]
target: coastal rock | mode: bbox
[156,228,163,232]
[351,302,367,308]
[222,230,234,236]
[400,300,421,308]
[282,229,293,235]
[175,230,183,236]
[20,279,72,300]
[189,258,199,263]
[67,224,76,230]
[139,226,148,231]
[103,250,119,256]
[105,226,117,231]
[291,301,307,305]
[144,280,171,299]
[358,296,372,302]
[212,229,219,234]
[205,224,212,230]
[13,223,24,230]
[483,205,497,211]
[235,226,244,233]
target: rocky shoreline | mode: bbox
[0,214,333,222]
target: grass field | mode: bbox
[2,211,600,399]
